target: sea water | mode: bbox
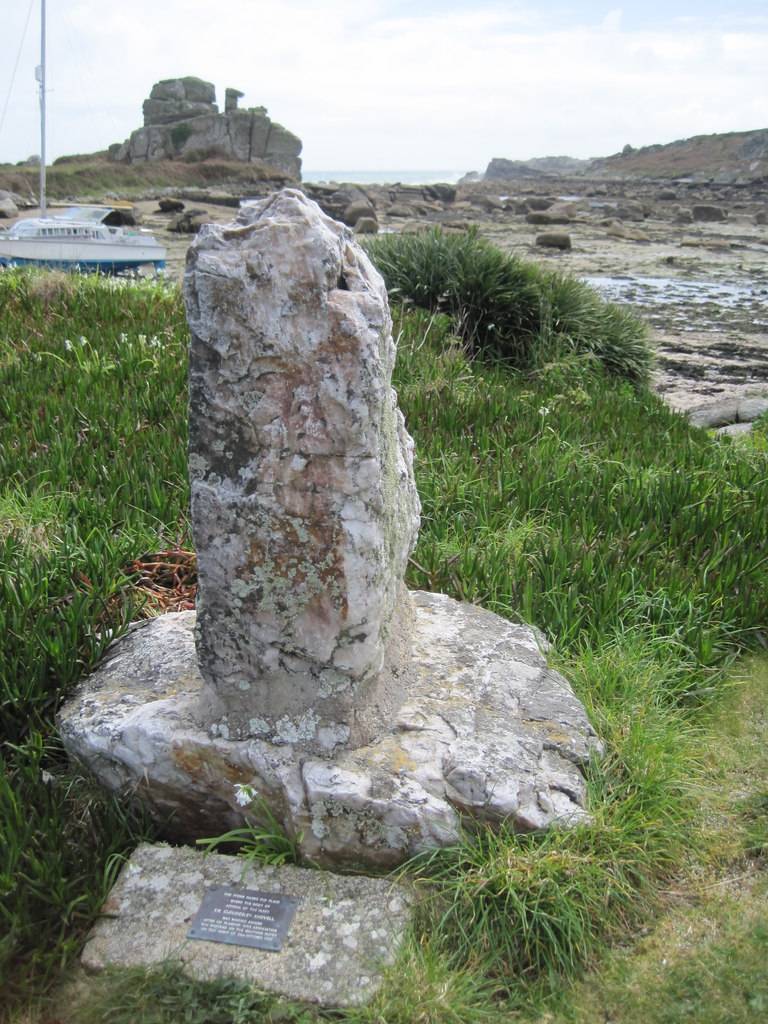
[303,170,465,185]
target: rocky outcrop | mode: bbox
[482,128,768,184]
[110,77,302,179]
[485,156,592,180]
[591,128,768,183]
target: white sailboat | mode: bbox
[0,0,166,274]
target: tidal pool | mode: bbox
[582,275,768,333]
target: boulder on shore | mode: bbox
[692,204,727,222]
[536,232,572,250]
[168,208,208,233]
[0,193,18,218]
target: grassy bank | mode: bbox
[0,157,289,202]
[1,270,766,1021]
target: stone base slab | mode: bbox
[81,843,414,1008]
[59,591,602,869]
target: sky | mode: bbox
[1,0,767,172]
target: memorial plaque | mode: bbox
[187,885,298,951]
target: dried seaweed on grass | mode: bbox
[123,547,197,615]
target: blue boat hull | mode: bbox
[0,255,166,274]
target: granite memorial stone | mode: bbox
[59,189,602,873]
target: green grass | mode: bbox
[1,271,767,1020]
[366,229,653,381]
[547,656,768,1024]
[394,308,766,670]
[66,962,313,1024]
[71,941,507,1024]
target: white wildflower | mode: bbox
[234,782,257,807]
[79,335,87,346]
[538,406,550,416]
[64,339,73,351]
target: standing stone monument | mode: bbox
[59,190,601,869]
[187,196,420,754]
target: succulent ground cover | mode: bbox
[0,267,766,1022]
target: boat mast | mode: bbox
[36,0,46,216]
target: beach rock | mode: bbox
[398,219,432,233]
[303,186,371,222]
[606,221,650,242]
[526,197,554,211]
[614,201,646,221]
[0,196,17,218]
[688,396,768,429]
[716,421,753,436]
[384,203,413,218]
[353,216,378,234]
[158,197,185,213]
[536,232,572,250]
[692,204,727,222]
[484,157,589,179]
[168,208,208,233]
[527,211,571,226]
[185,189,420,752]
[479,195,506,211]
[424,184,456,203]
[526,212,553,225]
[342,199,376,227]
[1,188,31,209]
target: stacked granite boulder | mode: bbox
[109,76,302,179]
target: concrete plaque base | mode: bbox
[82,843,414,1008]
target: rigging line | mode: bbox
[0,0,36,143]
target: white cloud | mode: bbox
[1,1,767,170]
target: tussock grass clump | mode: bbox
[408,637,701,986]
[366,229,653,382]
